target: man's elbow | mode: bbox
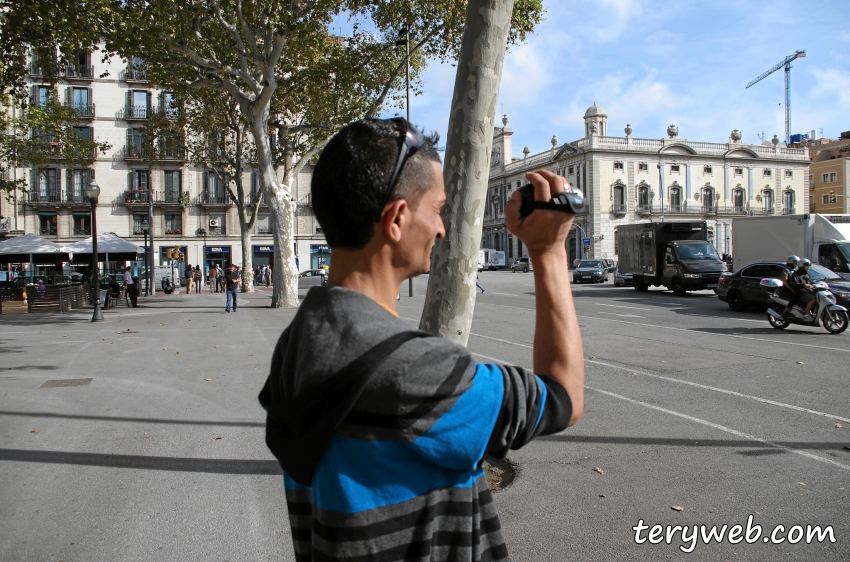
[567,402,584,427]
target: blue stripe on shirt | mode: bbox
[534,375,548,429]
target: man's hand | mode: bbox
[505,170,576,254]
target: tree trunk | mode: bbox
[419,0,514,346]
[240,228,254,292]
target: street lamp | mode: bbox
[396,25,415,297]
[85,179,103,322]
[197,228,206,286]
[141,218,150,296]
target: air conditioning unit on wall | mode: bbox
[209,219,219,228]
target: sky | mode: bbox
[381,0,850,157]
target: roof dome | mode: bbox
[584,101,607,118]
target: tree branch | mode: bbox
[364,29,437,119]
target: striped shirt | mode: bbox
[260,287,572,561]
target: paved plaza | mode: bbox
[1,273,849,561]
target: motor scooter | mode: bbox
[161,275,174,295]
[760,278,848,334]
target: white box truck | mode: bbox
[731,214,850,280]
[479,249,506,270]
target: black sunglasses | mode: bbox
[375,117,425,221]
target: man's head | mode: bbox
[311,118,443,251]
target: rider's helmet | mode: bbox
[797,258,812,269]
[786,255,800,267]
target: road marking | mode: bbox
[587,358,850,424]
[479,303,536,311]
[587,386,850,471]
[582,316,850,353]
[490,292,518,296]
[596,303,651,311]
[682,313,765,324]
[597,312,645,318]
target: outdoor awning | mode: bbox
[62,233,144,263]
[0,233,70,264]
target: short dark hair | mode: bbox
[311,119,441,249]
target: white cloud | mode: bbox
[811,68,850,106]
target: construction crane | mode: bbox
[746,50,806,144]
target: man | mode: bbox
[789,258,817,320]
[224,264,240,312]
[122,266,137,307]
[185,263,194,294]
[259,118,584,561]
[780,254,799,314]
[208,264,218,293]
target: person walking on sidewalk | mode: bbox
[208,264,218,293]
[185,264,194,294]
[193,265,202,294]
[123,266,138,307]
[259,119,584,561]
[224,264,241,312]
[476,272,484,293]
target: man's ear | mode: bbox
[381,199,408,243]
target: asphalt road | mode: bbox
[1,272,848,561]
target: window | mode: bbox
[34,169,59,200]
[165,213,182,235]
[508,237,513,259]
[164,170,181,203]
[72,213,90,236]
[783,191,794,213]
[568,166,574,175]
[734,168,743,176]
[516,180,521,188]
[132,213,148,234]
[613,161,624,170]
[638,162,648,171]
[823,173,829,183]
[703,188,715,212]
[733,189,745,212]
[742,265,767,278]
[39,213,57,235]
[32,85,52,107]
[763,169,772,177]
[823,194,830,204]
[204,171,227,203]
[704,166,713,174]
[126,90,149,118]
[613,184,625,207]
[132,170,149,190]
[126,127,144,156]
[671,165,680,173]
[67,169,93,202]
[209,212,226,235]
[161,92,178,118]
[830,172,837,182]
[763,189,773,211]
[256,213,272,234]
[785,170,793,178]
[670,186,682,210]
[638,185,650,208]
[72,126,92,142]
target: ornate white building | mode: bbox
[484,104,810,264]
[1,46,327,275]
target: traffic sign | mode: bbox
[582,237,591,246]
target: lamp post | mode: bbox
[141,218,150,296]
[86,179,103,322]
[396,25,415,297]
[197,228,207,286]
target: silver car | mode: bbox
[298,269,327,289]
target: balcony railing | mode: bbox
[636,203,654,215]
[64,64,94,79]
[66,102,95,118]
[201,191,231,205]
[124,105,149,119]
[125,67,148,81]
[121,144,187,161]
[782,207,796,215]
[257,227,273,235]
[610,203,628,215]
[750,207,776,216]
[28,191,61,203]
[121,190,184,205]
[39,226,58,236]
[27,62,44,76]
[65,190,91,203]
[72,227,91,236]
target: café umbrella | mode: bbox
[0,233,70,265]
[62,233,144,264]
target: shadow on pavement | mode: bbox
[0,448,281,475]
[536,434,848,452]
[0,410,264,427]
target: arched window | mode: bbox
[508,236,514,258]
[762,189,773,213]
[637,184,650,210]
[702,187,715,213]
[783,190,794,214]
[494,233,501,251]
[733,188,745,213]
[669,186,682,211]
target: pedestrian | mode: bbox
[266,265,272,287]
[208,264,218,293]
[123,266,138,307]
[193,265,202,294]
[476,272,485,293]
[259,119,584,561]
[185,264,194,294]
[224,263,240,312]
[217,264,226,293]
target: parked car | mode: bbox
[573,260,609,283]
[298,269,327,289]
[716,261,850,311]
[511,257,533,273]
[613,266,633,287]
[602,258,616,273]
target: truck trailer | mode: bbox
[616,221,728,294]
[731,214,850,280]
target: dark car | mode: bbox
[613,266,633,287]
[573,259,609,284]
[716,262,850,311]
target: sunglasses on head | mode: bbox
[374,117,425,222]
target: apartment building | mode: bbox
[808,134,850,215]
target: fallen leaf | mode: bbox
[163,347,168,350]
[213,436,222,440]
[204,378,212,382]
[796,361,805,365]
[159,323,164,326]
[836,423,843,428]
[175,352,180,355]
[40,331,44,334]
[127,328,131,332]
[593,467,604,475]
[797,482,806,486]
[249,354,254,357]
[589,356,595,359]
[63,335,67,338]
[671,506,683,512]
[31,429,41,434]
[599,494,606,497]
[103,338,108,341]
[756,512,761,515]
[214,346,220,349]
[144,432,148,435]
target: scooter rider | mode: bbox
[781,255,799,314]
[789,258,816,320]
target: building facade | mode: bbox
[484,104,810,265]
[1,46,327,275]
[808,135,850,215]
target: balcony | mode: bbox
[714,205,749,216]
[750,207,776,216]
[782,207,796,215]
[120,144,187,162]
[26,62,44,77]
[64,64,94,80]
[636,203,654,216]
[610,203,628,216]
[66,101,95,119]
[200,191,232,207]
[28,191,61,205]
[39,226,58,236]
[72,227,91,236]
[0,217,11,232]
[257,227,273,235]
[124,67,148,82]
[124,105,150,120]
[121,190,186,207]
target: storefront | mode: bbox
[252,245,274,267]
[311,244,331,270]
[205,245,232,272]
